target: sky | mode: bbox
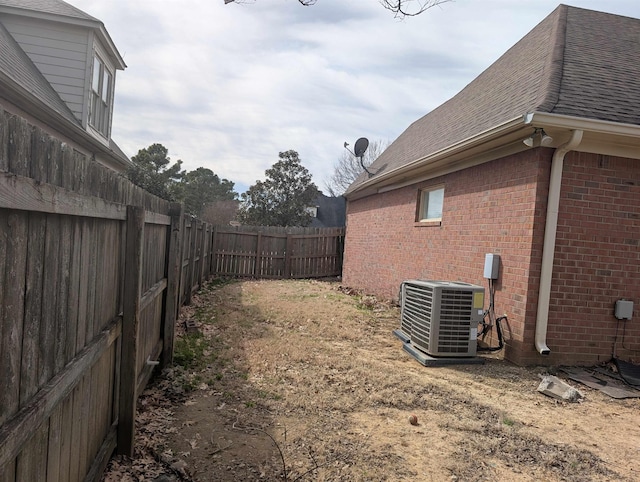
[71,0,640,194]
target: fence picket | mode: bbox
[21,213,41,404]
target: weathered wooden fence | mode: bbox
[0,110,345,482]
[211,225,345,279]
[179,218,214,307]
[0,111,184,482]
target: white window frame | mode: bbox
[89,53,114,138]
[417,186,444,223]
[306,206,318,218]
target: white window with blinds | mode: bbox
[89,55,113,137]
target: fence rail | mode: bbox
[0,110,345,482]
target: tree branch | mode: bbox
[225,0,451,18]
[380,0,451,18]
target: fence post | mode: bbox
[160,203,183,369]
[211,225,218,277]
[209,225,215,276]
[255,232,262,277]
[185,218,198,306]
[284,234,293,279]
[202,224,210,279]
[117,205,144,456]
[177,214,187,308]
[197,222,206,290]
[337,228,345,275]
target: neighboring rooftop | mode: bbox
[348,5,640,194]
[0,0,99,22]
[309,194,346,228]
[0,0,129,170]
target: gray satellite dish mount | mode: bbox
[344,137,372,177]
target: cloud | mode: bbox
[72,0,640,193]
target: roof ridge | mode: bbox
[533,4,568,113]
[54,0,100,22]
[0,0,100,23]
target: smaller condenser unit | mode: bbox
[400,280,484,357]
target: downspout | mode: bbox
[535,129,583,355]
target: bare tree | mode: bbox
[224,0,450,18]
[324,139,389,196]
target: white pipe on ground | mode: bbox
[535,129,583,355]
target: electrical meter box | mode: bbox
[615,299,633,320]
[484,254,500,280]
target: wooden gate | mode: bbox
[211,226,345,279]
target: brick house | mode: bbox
[0,0,129,172]
[343,5,640,366]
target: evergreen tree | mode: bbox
[178,167,237,217]
[126,143,183,201]
[238,150,319,227]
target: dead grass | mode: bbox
[103,279,640,482]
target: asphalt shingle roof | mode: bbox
[0,0,99,22]
[348,5,640,194]
[553,7,640,124]
[310,195,346,228]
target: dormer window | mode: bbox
[89,55,113,137]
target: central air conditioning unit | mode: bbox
[399,280,484,357]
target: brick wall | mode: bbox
[546,152,640,365]
[344,149,552,364]
[344,148,640,366]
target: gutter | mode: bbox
[526,112,640,138]
[345,116,525,199]
[348,112,640,201]
[534,128,583,355]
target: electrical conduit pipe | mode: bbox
[535,129,583,355]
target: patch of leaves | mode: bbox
[102,368,194,481]
[449,422,618,482]
[338,285,396,312]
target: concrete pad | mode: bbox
[401,342,485,367]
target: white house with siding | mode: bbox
[0,0,130,172]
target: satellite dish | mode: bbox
[354,137,369,158]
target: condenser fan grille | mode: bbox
[401,283,433,335]
[436,290,474,353]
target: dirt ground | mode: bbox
[103,279,640,482]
